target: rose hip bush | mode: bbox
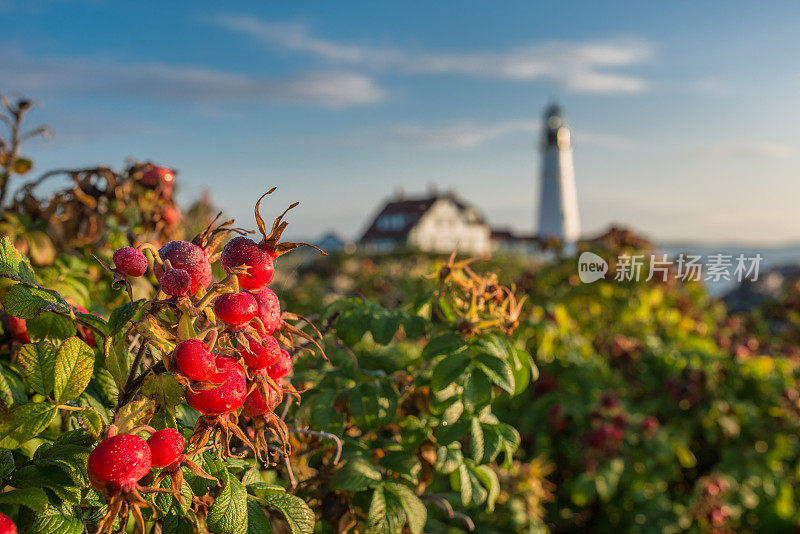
[0,185,538,534]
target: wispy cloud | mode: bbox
[210,14,653,94]
[361,119,632,150]
[0,47,386,108]
[696,142,793,160]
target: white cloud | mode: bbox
[696,142,793,160]
[0,47,386,108]
[367,119,632,150]
[210,14,653,94]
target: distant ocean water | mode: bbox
[657,244,800,296]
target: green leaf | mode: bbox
[114,398,156,433]
[0,402,57,448]
[401,314,427,339]
[462,369,492,412]
[430,352,471,391]
[107,299,146,335]
[103,336,131,392]
[0,487,48,512]
[35,443,90,485]
[142,372,183,410]
[469,417,484,462]
[17,341,57,395]
[434,419,468,446]
[247,498,274,534]
[366,486,387,534]
[474,352,514,394]
[370,309,400,345]
[331,457,382,491]
[11,465,81,504]
[0,449,14,478]
[26,312,77,342]
[54,337,95,403]
[208,474,248,534]
[422,333,465,359]
[260,492,315,534]
[472,465,500,511]
[336,308,371,346]
[27,505,84,534]
[0,235,35,284]
[384,482,426,534]
[1,284,68,319]
[163,514,196,534]
[77,407,104,437]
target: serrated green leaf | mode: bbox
[208,474,248,534]
[247,498,274,534]
[0,235,35,284]
[422,333,465,359]
[36,443,90,485]
[1,284,67,319]
[474,352,514,394]
[0,487,48,511]
[430,352,471,391]
[0,402,57,448]
[27,506,84,534]
[54,337,94,403]
[384,482,426,534]
[77,407,104,437]
[366,486,387,534]
[26,312,77,342]
[434,419,468,446]
[0,362,27,407]
[260,492,315,534]
[17,341,57,395]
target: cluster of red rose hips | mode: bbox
[85,191,324,532]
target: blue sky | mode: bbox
[2,1,799,244]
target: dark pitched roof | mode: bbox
[360,193,485,242]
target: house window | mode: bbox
[377,214,405,231]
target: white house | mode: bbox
[359,192,492,255]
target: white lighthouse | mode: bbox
[537,103,580,248]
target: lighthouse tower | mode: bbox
[537,103,580,247]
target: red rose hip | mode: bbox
[242,383,283,418]
[174,339,217,381]
[0,513,16,534]
[213,292,258,328]
[185,355,247,415]
[160,268,191,297]
[88,434,152,491]
[239,334,281,370]
[113,247,148,277]
[157,240,212,294]
[221,236,275,291]
[267,349,292,380]
[252,288,282,335]
[147,428,185,468]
